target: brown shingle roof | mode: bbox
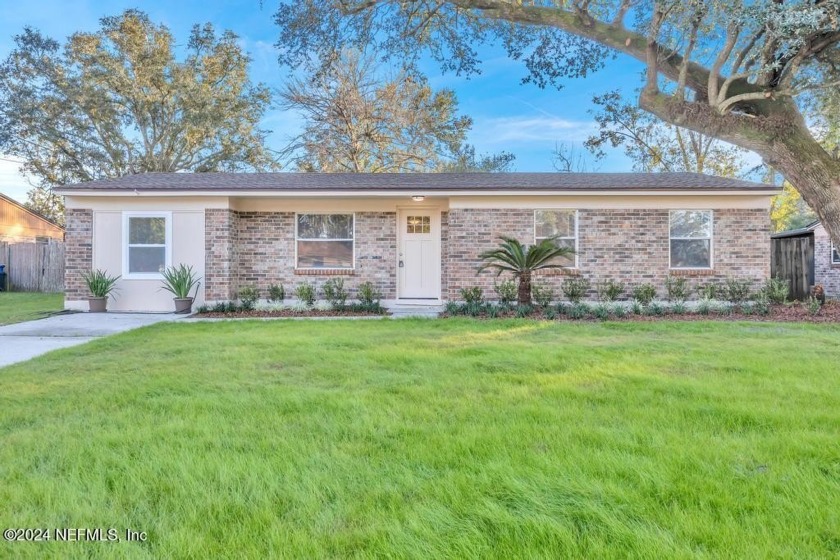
[56,172,777,192]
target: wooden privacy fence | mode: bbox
[0,241,65,292]
[770,235,814,301]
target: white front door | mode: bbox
[398,210,441,299]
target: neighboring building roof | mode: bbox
[0,192,64,230]
[771,220,821,239]
[55,171,779,193]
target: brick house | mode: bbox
[56,172,778,312]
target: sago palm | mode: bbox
[477,237,575,305]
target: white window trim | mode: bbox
[294,212,356,270]
[122,211,172,280]
[534,209,579,269]
[669,209,714,270]
[831,242,840,265]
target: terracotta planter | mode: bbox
[174,297,194,314]
[88,297,108,313]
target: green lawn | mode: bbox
[1,319,838,558]
[0,292,64,325]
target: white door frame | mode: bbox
[396,207,442,300]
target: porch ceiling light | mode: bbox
[411,195,425,202]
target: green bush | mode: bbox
[763,276,789,304]
[697,283,719,300]
[238,286,259,310]
[754,293,771,315]
[612,304,627,318]
[544,308,557,320]
[593,303,611,321]
[724,277,751,304]
[357,281,382,308]
[267,284,285,304]
[532,283,555,307]
[568,303,589,320]
[294,282,317,307]
[323,278,349,309]
[805,296,822,316]
[665,276,692,303]
[493,279,517,305]
[647,302,665,316]
[459,286,484,305]
[486,305,499,318]
[672,302,687,314]
[562,277,590,303]
[596,279,624,302]
[515,304,534,318]
[632,283,657,306]
[160,264,201,299]
[697,298,713,315]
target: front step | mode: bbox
[386,304,444,318]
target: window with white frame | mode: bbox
[670,210,713,269]
[534,210,577,267]
[296,214,354,269]
[832,242,840,265]
[124,213,170,276]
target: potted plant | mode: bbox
[82,269,120,312]
[160,264,202,313]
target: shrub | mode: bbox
[805,296,822,316]
[672,302,687,314]
[465,303,483,317]
[763,276,789,304]
[562,277,590,303]
[568,303,589,320]
[486,305,499,318]
[697,282,719,300]
[555,302,568,315]
[460,286,484,305]
[323,278,349,309]
[357,282,382,308]
[697,298,713,315]
[612,304,627,318]
[724,277,752,304]
[444,301,461,316]
[632,283,657,306]
[665,275,691,303]
[596,279,624,302]
[593,303,611,321]
[740,302,755,315]
[515,304,534,318]
[647,302,665,316]
[196,304,209,314]
[544,308,557,320]
[494,279,517,305]
[631,301,643,315]
[267,284,285,303]
[532,283,555,307]
[238,286,259,310]
[295,282,317,307]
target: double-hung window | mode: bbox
[670,210,713,269]
[296,214,355,269]
[534,210,577,267]
[123,212,171,278]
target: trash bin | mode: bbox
[0,264,6,291]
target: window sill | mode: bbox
[534,268,580,277]
[669,269,715,276]
[122,274,164,281]
[294,269,355,276]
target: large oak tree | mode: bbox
[275,0,840,243]
[0,9,276,192]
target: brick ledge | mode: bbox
[294,269,356,276]
[669,269,715,276]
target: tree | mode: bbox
[477,236,575,305]
[585,90,754,177]
[437,144,516,172]
[771,182,819,232]
[279,50,511,172]
[274,0,840,245]
[0,9,276,192]
[24,186,64,226]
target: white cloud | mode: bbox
[471,115,597,145]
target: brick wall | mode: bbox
[64,208,93,301]
[446,207,771,301]
[206,211,397,302]
[814,225,840,297]
[205,209,237,301]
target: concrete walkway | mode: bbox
[0,312,181,368]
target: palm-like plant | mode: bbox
[477,237,575,305]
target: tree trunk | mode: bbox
[518,271,532,305]
[640,91,840,246]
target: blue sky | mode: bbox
[0,0,645,202]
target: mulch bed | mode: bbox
[442,301,840,323]
[195,308,389,319]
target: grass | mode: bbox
[1,319,838,558]
[0,292,63,325]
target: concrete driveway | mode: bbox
[0,312,182,368]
